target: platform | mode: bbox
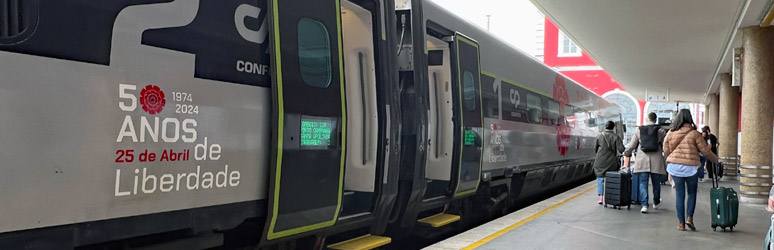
[427,178,771,250]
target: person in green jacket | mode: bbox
[594,121,625,204]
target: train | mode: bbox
[0,0,622,249]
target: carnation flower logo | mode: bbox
[140,85,166,115]
[553,75,571,156]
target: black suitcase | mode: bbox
[604,171,632,209]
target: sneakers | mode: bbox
[598,196,603,205]
[641,206,648,213]
[699,178,704,182]
[653,200,662,210]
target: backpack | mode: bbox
[639,125,661,152]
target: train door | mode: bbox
[340,0,380,217]
[450,33,483,197]
[265,0,397,242]
[423,31,483,199]
[424,34,455,198]
[264,0,346,241]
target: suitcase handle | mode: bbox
[712,162,723,188]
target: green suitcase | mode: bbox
[710,162,739,231]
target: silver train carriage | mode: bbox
[0,0,621,248]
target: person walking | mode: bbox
[698,153,706,182]
[701,126,719,179]
[594,121,626,204]
[623,112,666,213]
[663,109,718,231]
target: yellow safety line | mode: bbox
[762,3,774,27]
[461,186,595,250]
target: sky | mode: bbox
[431,0,543,56]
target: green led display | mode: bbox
[300,118,336,148]
[464,129,476,146]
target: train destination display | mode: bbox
[300,117,337,148]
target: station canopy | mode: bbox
[530,0,773,104]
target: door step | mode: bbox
[327,234,391,250]
[417,213,460,228]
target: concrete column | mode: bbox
[739,26,774,203]
[718,74,739,179]
[709,94,719,135]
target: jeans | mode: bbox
[631,169,640,202]
[699,156,707,179]
[635,172,662,206]
[597,177,605,196]
[673,172,699,223]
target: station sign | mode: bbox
[645,89,669,102]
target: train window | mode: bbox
[463,71,476,111]
[526,93,542,123]
[565,105,575,128]
[540,96,550,125]
[576,110,588,130]
[297,17,332,88]
[548,100,560,126]
[587,113,598,130]
[481,73,499,119]
[428,50,444,66]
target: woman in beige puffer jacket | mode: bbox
[663,109,718,231]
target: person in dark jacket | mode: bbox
[594,121,626,204]
[700,126,719,179]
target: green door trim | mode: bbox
[453,34,483,197]
[266,0,347,240]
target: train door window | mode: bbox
[526,93,542,123]
[548,100,560,126]
[425,34,454,182]
[298,18,332,88]
[463,71,476,111]
[341,0,378,214]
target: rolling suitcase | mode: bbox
[710,162,738,231]
[604,171,631,209]
[624,157,641,204]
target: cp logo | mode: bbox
[509,89,520,108]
